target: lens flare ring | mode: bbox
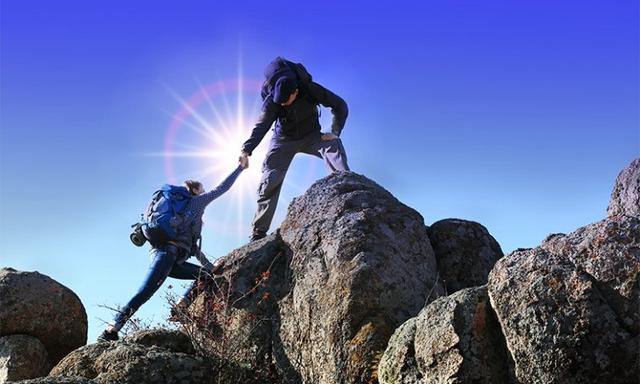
[161,77,321,243]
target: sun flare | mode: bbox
[155,76,269,239]
[140,64,325,245]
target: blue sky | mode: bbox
[1,0,638,341]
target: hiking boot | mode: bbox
[98,329,119,343]
[250,231,266,242]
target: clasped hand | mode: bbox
[239,152,249,169]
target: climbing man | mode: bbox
[239,57,350,241]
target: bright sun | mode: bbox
[156,76,269,240]
[144,71,325,244]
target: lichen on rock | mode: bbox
[379,286,512,384]
[277,172,444,384]
[488,215,640,383]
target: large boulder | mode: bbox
[427,219,503,294]
[216,233,291,310]
[0,268,87,365]
[124,329,196,354]
[48,344,110,381]
[541,216,640,333]
[0,335,50,383]
[186,234,290,369]
[277,172,444,384]
[80,343,209,384]
[608,158,640,217]
[488,215,640,383]
[50,329,268,384]
[378,286,513,384]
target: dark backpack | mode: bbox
[139,184,194,246]
[261,57,313,101]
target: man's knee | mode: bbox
[262,144,293,170]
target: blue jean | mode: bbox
[113,244,209,330]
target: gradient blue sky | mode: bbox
[1,0,638,341]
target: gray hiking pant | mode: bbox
[252,132,350,235]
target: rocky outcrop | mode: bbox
[187,234,290,369]
[379,286,512,384]
[48,329,245,384]
[488,174,640,384]
[0,268,87,366]
[608,158,639,217]
[540,216,640,334]
[62,343,209,384]
[0,335,50,383]
[277,172,443,384]
[215,233,291,311]
[9,377,95,384]
[190,172,444,383]
[488,215,640,383]
[377,159,639,384]
[125,328,198,354]
[427,219,503,294]
[8,160,639,384]
[48,344,110,381]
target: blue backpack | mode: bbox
[140,184,193,246]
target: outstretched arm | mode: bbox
[195,165,244,207]
[241,100,280,156]
[308,82,348,136]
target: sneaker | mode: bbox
[97,329,119,342]
[250,231,266,242]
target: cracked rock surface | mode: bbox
[48,330,212,384]
[488,215,640,383]
[379,286,512,384]
[277,172,444,384]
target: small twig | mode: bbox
[424,271,441,306]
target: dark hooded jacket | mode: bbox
[241,59,348,155]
